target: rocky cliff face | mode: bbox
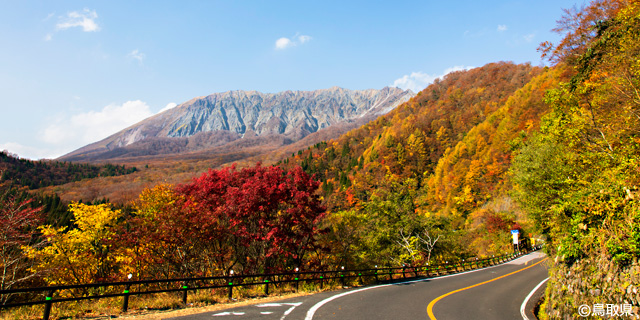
[60,87,414,162]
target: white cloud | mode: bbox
[497,25,508,32]
[275,34,312,50]
[392,72,438,94]
[298,35,312,43]
[275,37,293,50]
[0,142,60,160]
[523,33,535,42]
[56,8,100,32]
[158,102,178,114]
[392,66,475,93]
[40,100,154,155]
[128,49,145,63]
[44,33,53,41]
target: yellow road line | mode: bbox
[427,257,548,320]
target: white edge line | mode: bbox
[521,277,549,320]
[304,258,517,320]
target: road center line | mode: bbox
[520,277,548,320]
[304,255,525,320]
[426,258,548,320]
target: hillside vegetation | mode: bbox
[1,0,639,318]
[0,151,136,190]
[280,61,549,261]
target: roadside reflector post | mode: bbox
[402,264,406,278]
[264,279,269,295]
[181,282,188,304]
[295,267,300,291]
[340,266,345,287]
[228,270,234,300]
[42,289,55,320]
[374,265,378,283]
[122,283,131,312]
[122,273,133,312]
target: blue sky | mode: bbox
[0,0,581,160]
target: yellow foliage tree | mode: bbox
[24,203,123,290]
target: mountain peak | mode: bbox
[59,87,415,162]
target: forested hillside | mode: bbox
[280,0,640,317]
[510,0,640,317]
[2,0,639,318]
[0,150,137,190]
[280,62,549,260]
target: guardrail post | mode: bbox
[181,282,188,304]
[122,284,131,312]
[374,265,378,283]
[42,289,54,320]
[228,270,234,300]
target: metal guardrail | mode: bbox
[0,246,542,319]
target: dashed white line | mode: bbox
[211,311,245,317]
[257,303,283,307]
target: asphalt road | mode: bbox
[167,252,549,320]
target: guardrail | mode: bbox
[0,245,542,319]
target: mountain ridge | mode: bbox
[60,86,414,162]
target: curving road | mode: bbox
[168,252,549,320]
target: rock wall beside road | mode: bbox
[544,256,640,319]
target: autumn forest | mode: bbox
[2,0,640,317]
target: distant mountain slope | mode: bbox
[281,62,542,213]
[60,87,414,162]
[0,150,137,190]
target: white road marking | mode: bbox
[507,252,545,265]
[304,260,511,320]
[280,302,302,320]
[212,311,245,317]
[261,311,273,314]
[257,303,283,307]
[521,277,548,320]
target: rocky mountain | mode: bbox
[60,86,414,162]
